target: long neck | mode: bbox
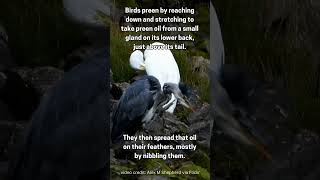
[154,92,172,113]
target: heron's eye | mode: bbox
[163,84,171,94]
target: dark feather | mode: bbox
[111,76,160,143]
[8,50,109,180]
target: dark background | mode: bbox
[0,0,320,179]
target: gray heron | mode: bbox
[8,50,110,180]
[8,1,112,180]
[129,42,180,113]
[111,75,193,143]
[210,2,271,160]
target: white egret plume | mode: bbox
[144,42,180,88]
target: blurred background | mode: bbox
[1,0,320,130]
[214,0,320,132]
[0,0,320,179]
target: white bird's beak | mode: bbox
[139,63,146,71]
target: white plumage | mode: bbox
[129,50,145,71]
[129,42,181,113]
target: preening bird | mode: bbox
[8,50,109,180]
[129,42,181,113]
[210,2,271,160]
[6,0,112,179]
[111,75,192,143]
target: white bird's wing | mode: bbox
[144,43,180,88]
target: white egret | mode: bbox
[129,42,181,113]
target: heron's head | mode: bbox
[163,83,195,112]
[129,50,146,71]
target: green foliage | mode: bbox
[111,164,133,176]
[190,150,210,170]
[138,158,171,171]
[214,0,320,131]
[110,23,136,82]
[174,50,210,101]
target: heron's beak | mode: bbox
[139,63,146,71]
[175,93,195,112]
